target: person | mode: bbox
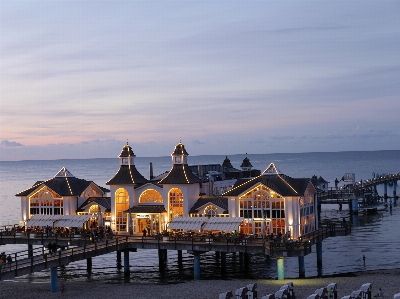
[6,254,12,268]
[342,218,346,227]
[363,254,366,265]
[378,288,384,297]
[374,288,384,297]
[142,228,147,238]
[47,242,52,255]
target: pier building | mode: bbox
[15,141,319,241]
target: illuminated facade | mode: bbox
[16,167,109,226]
[222,163,318,239]
[17,143,318,239]
[106,142,201,234]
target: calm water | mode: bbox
[0,150,399,281]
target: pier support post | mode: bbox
[244,253,250,272]
[351,198,358,214]
[221,251,226,273]
[28,244,33,258]
[177,250,183,268]
[316,242,322,267]
[239,252,244,267]
[298,256,305,278]
[384,182,388,202]
[158,249,167,269]
[394,182,397,204]
[117,250,122,269]
[216,251,220,259]
[277,257,284,280]
[87,257,92,274]
[124,250,130,276]
[193,252,201,280]
[50,266,58,293]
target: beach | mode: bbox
[1,269,399,299]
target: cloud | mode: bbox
[0,140,23,147]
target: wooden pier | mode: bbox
[0,224,349,282]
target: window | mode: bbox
[169,188,183,221]
[115,188,129,232]
[139,189,163,203]
[204,205,218,217]
[239,186,285,235]
[29,187,63,216]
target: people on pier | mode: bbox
[6,254,12,268]
[363,254,366,265]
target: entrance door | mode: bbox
[138,218,150,234]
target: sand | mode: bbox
[1,269,400,299]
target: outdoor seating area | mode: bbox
[219,282,296,299]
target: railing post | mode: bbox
[14,252,18,277]
[30,255,34,273]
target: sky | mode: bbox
[1,1,400,161]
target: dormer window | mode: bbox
[174,157,181,164]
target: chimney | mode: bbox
[149,162,154,180]
[198,165,203,178]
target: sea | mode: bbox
[0,150,399,283]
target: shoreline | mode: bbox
[1,268,400,299]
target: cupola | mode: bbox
[171,142,188,165]
[119,142,135,166]
[240,156,253,171]
[222,156,233,168]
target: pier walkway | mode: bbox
[318,173,399,207]
[0,223,349,282]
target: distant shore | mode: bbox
[1,268,400,299]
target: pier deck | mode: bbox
[0,224,349,280]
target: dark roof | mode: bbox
[222,174,311,197]
[187,164,224,176]
[119,143,135,158]
[189,197,228,214]
[158,164,202,184]
[172,142,189,156]
[16,177,109,197]
[77,197,111,212]
[240,157,253,168]
[311,175,329,185]
[222,156,233,168]
[106,165,148,185]
[125,205,166,213]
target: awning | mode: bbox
[53,215,91,228]
[125,205,167,213]
[26,215,61,227]
[202,217,244,232]
[167,216,244,232]
[167,217,207,231]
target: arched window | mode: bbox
[139,189,163,203]
[204,205,218,217]
[169,188,183,221]
[238,185,285,235]
[29,187,63,216]
[115,188,129,232]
